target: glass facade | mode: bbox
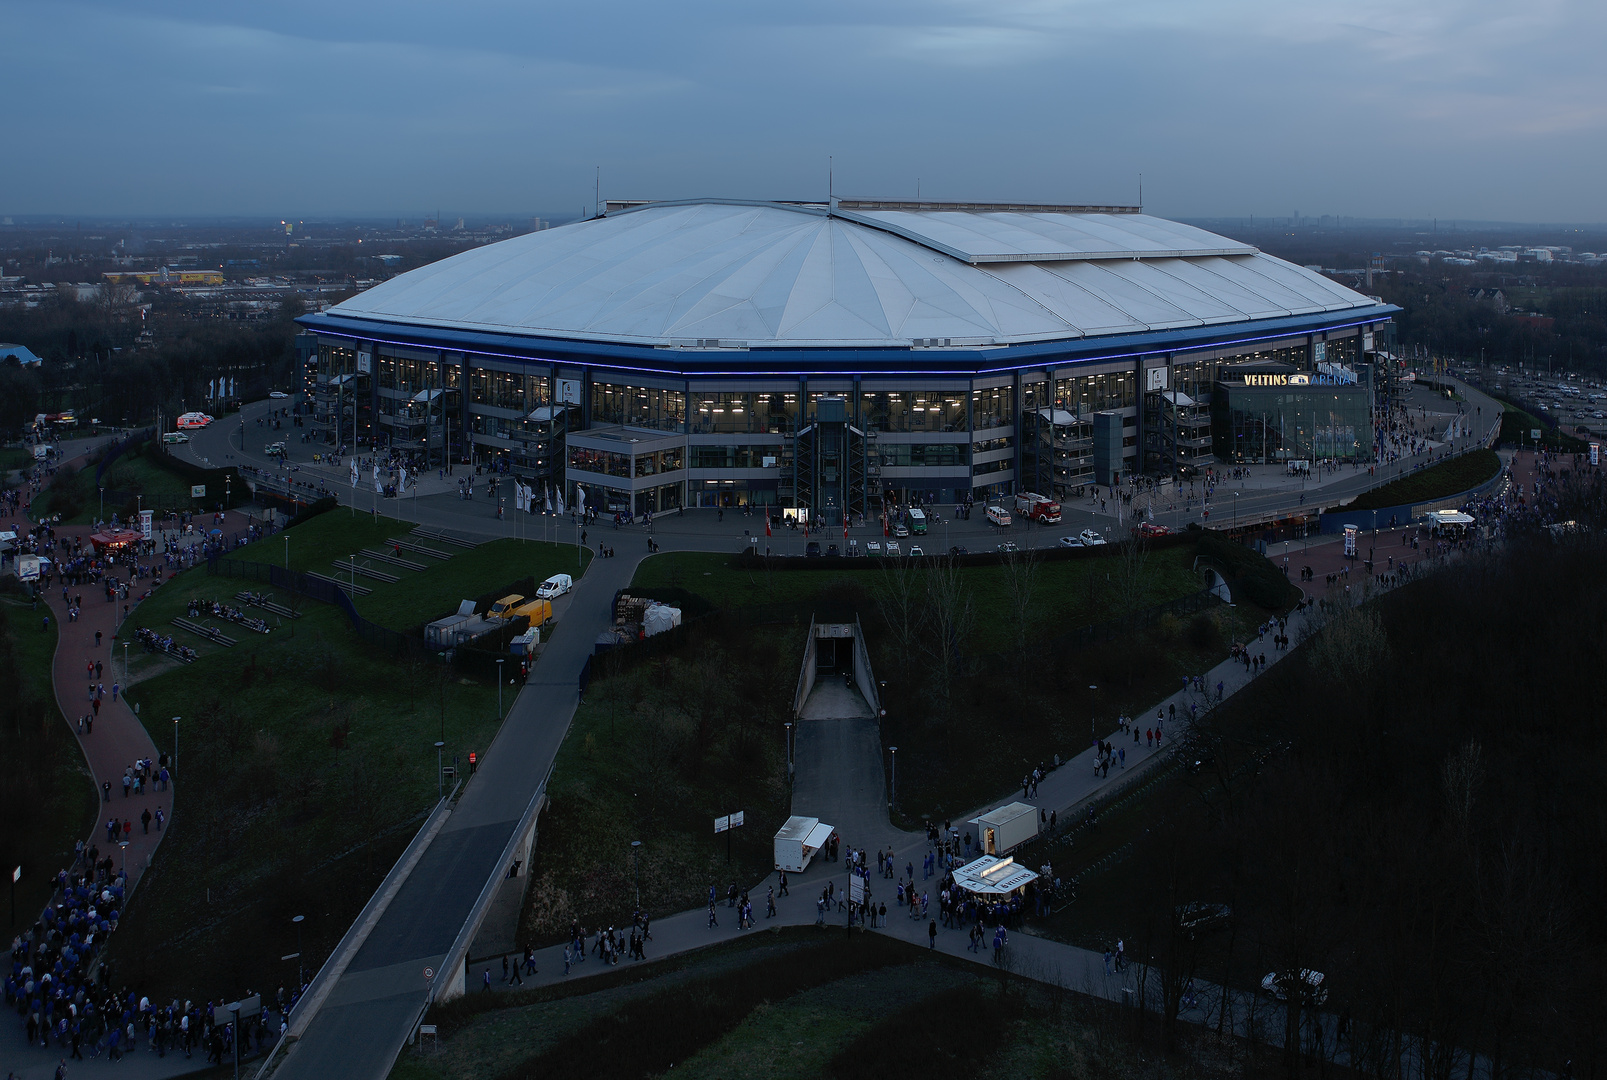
[691,390,795,434]
[592,382,686,431]
[859,388,967,432]
[1053,370,1136,417]
[1211,384,1370,462]
[315,320,1386,517]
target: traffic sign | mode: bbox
[423,967,435,980]
[714,815,729,834]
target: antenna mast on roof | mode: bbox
[828,156,833,201]
[596,166,601,217]
[1138,174,1142,212]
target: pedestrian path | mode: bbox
[42,526,171,894]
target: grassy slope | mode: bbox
[518,621,793,944]
[110,513,584,1002]
[1344,448,1501,512]
[0,597,97,924]
[630,546,1207,653]
[628,544,1273,822]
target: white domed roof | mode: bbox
[328,200,1373,349]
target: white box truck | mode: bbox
[969,801,1039,856]
[773,815,834,872]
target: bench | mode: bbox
[234,591,301,619]
[305,571,373,596]
[386,537,454,560]
[172,616,236,647]
[330,560,399,584]
[358,548,429,572]
[412,528,478,549]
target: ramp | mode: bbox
[793,615,882,720]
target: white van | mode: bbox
[985,505,1012,527]
[534,573,572,599]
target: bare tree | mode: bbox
[1113,531,1151,619]
[923,557,975,718]
[1000,544,1042,663]
[871,558,924,684]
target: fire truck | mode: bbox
[1013,491,1062,524]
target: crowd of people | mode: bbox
[5,842,307,1066]
[184,597,271,635]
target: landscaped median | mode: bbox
[1338,448,1502,514]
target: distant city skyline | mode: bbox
[2,0,1603,222]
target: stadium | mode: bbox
[300,198,1397,523]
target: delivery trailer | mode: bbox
[773,815,834,873]
[969,801,1039,856]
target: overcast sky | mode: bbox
[3,0,1602,222]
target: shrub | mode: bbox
[1188,610,1223,650]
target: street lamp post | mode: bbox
[1232,491,1239,532]
[496,659,505,719]
[784,721,793,781]
[123,641,129,682]
[292,914,305,987]
[630,840,642,911]
[118,839,128,877]
[889,746,898,809]
[172,716,180,777]
[435,740,445,800]
[1089,684,1098,747]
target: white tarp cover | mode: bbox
[953,855,1039,896]
[326,201,1378,349]
[642,603,681,637]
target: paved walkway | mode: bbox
[38,524,171,895]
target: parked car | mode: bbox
[865,541,883,557]
[534,573,573,599]
[826,543,839,557]
[886,540,902,556]
[269,391,290,399]
[997,541,1019,553]
[893,523,910,538]
[1176,902,1232,939]
[1261,969,1328,1005]
[1079,529,1107,546]
[805,541,822,557]
[948,545,969,556]
[1058,535,1085,548]
[908,545,924,557]
[1134,522,1173,537]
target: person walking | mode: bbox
[928,919,938,949]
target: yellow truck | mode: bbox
[488,594,526,620]
[510,597,552,625]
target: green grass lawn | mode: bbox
[1344,448,1502,512]
[395,924,1241,1080]
[223,508,591,630]
[518,620,793,945]
[0,597,97,926]
[110,508,571,1003]
[627,541,1280,824]
[0,445,35,473]
[631,545,1209,653]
